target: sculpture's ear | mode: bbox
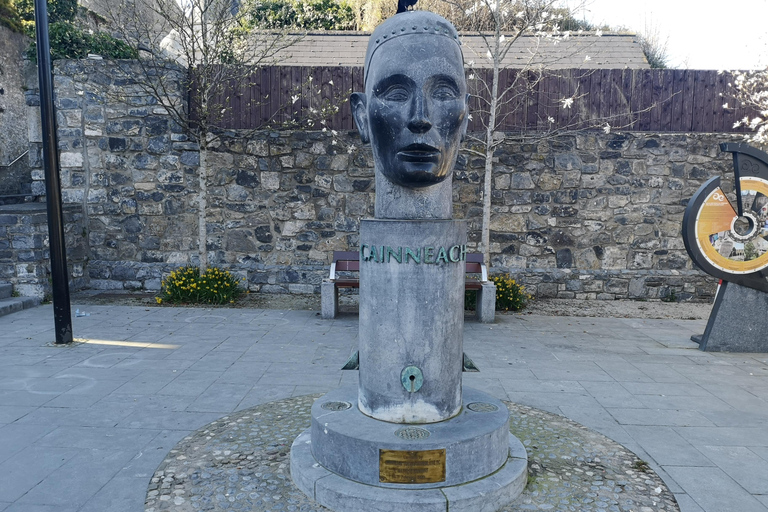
[350,92,370,144]
[460,93,470,142]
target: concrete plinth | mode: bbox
[291,387,527,512]
[697,280,768,352]
[359,219,467,423]
[307,387,511,488]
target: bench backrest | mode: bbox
[332,251,360,271]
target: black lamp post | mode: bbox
[33,0,73,344]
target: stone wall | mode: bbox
[0,27,30,179]
[0,203,88,296]
[25,59,745,301]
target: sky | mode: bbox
[561,0,768,70]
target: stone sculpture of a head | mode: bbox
[351,11,469,192]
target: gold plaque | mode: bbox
[379,449,446,484]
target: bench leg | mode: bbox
[475,282,496,323]
[321,281,338,319]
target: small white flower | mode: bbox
[561,97,574,109]
[322,127,327,132]
[547,116,555,124]
[468,113,473,121]
[469,74,475,80]
[291,95,299,104]
[347,145,356,154]
[331,140,337,145]
[331,130,338,136]
[499,35,506,43]
[486,50,493,61]
[584,55,591,62]
[595,29,603,37]
[309,76,313,82]
[602,123,611,134]
[329,80,334,85]
[723,103,729,109]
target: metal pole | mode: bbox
[34,0,73,344]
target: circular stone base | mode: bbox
[144,395,680,512]
[306,387,513,488]
[292,430,526,512]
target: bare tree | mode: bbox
[415,0,590,263]
[102,0,301,271]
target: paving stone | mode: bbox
[624,426,714,467]
[664,466,768,512]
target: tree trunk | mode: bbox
[481,53,501,268]
[198,148,208,272]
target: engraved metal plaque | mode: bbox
[379,449,446,484]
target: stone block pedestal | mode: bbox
[696,280,768,352]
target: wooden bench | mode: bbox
[320,250,496,322]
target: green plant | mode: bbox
[491,274,531,312]
[158,266,244,305]
[15,0,78,26]
[11,290,20,297]
[661,289,678,303]
[632,460,650,473]
[464,289,477,311]
[243,0,355,30]
[0,0,23,32]
[26,22,138,61]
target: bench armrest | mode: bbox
[480,263,489,283]
[328,261,337,281]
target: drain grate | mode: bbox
[321,401,352,411]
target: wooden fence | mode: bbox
[197,67,754,134]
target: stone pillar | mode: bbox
[358,219,466,423]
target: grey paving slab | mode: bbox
[0,405,34,423]
[78,476,149,512]
[676,426,768,447]
[0,423,57,464]
[697,445,768,494]
[3,504,78,512]
[0,303,766,512]
[623,425,714,467]
[675,494,706,512]
[0,446,80,501]
[664,466,768,512]
[15,448,136,508]
[36,426,160,450]
[185,382,253,412]
[607,407,715,427]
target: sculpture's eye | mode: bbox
[433,86,458,101]
[380,85,410,102]
[431,77,460,101]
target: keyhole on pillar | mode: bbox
[401,366,423,393]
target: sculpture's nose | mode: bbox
[407,93,432,133]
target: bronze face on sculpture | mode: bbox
[351,12,469,189]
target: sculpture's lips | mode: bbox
[397,144,440,162]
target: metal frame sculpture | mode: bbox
[683,143,768,351]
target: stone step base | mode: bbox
[0,296,41,318]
